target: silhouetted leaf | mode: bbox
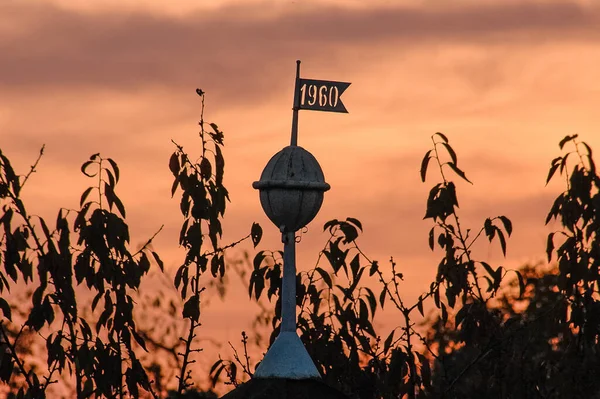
[79,187,94,207]
[105,168,116,188]
[251,222,262,248]
[559,153,570,173]
[340,222,358,243]
[559,134,577,149]
[545,194,563,224]
[139,252,151,274]
[171,176,179,197]
[323,219,339,232]
[209,123,224,144]
[497,228,507,256]
[1,154,16,184]
[80,319,92,341]
[0,297,11,320]
[480,261,495,277]
[420,150,432,182]
[39,217,52,240]
[107,158,119,183]
[81,160,96,177]
[253,251,266,270]
[546,157,562,185]
[484,218,494,240]
[580,140,593,156]
[209,360,225,387]
[104,182,115,211]
[442,142,457,165]
[363,319,376,337]
[169,153,179,176]
[200,157,212,180]
[182,294,200,322]
[447,181,458,207]
[359,298,369,322]
[215,145,225,185]
[211,255,223,278]
[346,217,363,231]
[441,302,448,322]
[229,362,238,383]
[0,351,14,382]
[151,251,164,271]
[125,368,139,398]
[379,288,387,308]
[252,269,265,300]
[114,192,126,218]
[74,202,91,231]
[384,330,395,354]
[428,226,435,250]
[364,287,377,315]
[435,132,449,143]
[448,162,472,184]
[546,232,555,262]
[350,254,360,278]
[91,292,102,312]
[315,267,332,288]
[515,270,525,298]
[492,266,504,290]
[369,260,379,276]
[498,215,513,236]
[131,329,148,352]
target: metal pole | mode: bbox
[281,60,301,331]
[281,231,297,332]
[290,60,301,146]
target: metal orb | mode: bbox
[252,146,330,233]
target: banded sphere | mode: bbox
[252,146,330,233]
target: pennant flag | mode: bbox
[297,78,351,113]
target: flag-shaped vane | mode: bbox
[289,60,350,146]
[297,78,351,113]
[293,61,351,114]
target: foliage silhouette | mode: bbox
[213,133,516,399]
[0,91,259,398]
[214,133,599,399]
[1,88,599,399]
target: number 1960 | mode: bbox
[300,83,339,108]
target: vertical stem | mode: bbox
[117,333,124,399]
[177,258,202,393]
[281,231,297,332]
[98,159,103,210]
[67,322,83,398]
[290,60,301,147]
[404,310,416,399]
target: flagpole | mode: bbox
[290,60,301,146]
[282,60,301,332]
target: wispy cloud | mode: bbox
[1,1,598,100]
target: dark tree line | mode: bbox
[1,92,599,398]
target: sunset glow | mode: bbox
[2,0,600,391]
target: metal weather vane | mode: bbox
[252,60,350,380]
[290,60,351,145]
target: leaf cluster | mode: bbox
[1,149,163,398]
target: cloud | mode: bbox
[0,0,598,102]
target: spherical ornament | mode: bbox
[252,146,330,233]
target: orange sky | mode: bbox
[2,0,600,388]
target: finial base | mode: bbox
[253,332,321,379]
